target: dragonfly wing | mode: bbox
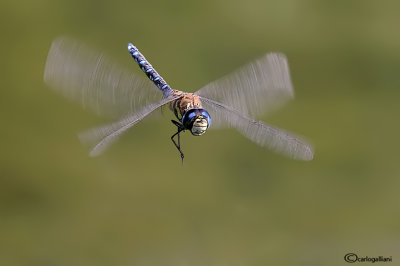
[44,36,160,118]
[200,96,313,161]
[196,52,294,121]
[79,95,182,156]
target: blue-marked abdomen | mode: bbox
[128,43,173,97]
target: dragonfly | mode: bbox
[44,37,314,162]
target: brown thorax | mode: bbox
[169,91,203,120]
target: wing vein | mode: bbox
[79,95,182,156]
[199,96,314,160]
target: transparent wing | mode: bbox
[196,53,294,123]
[44,36,160,118]
[200,96,313,161]
[79,95,181,157]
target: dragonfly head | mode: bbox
[182,108,211,136]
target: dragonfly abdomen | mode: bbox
[128,43,173,97]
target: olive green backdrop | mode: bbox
[1,0,399,265]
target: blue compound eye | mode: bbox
[200,110,211,127]
[182,109,198,129]
[201,111,210,119]
[187,111,196,120]
[182,109,211,130]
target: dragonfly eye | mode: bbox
[187,111,196,120]
[200,110,211,127]
[182,108,211,135]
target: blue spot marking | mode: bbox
[146,68,152,73]
[162,84,168,89]
[139,60,146,65]
[133,51,138,56]
[154,77,160,81]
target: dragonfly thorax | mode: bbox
[170,92,202,117]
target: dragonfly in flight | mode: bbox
[44,37,313,162]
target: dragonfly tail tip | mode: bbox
[127,43,135,51]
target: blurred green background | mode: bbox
[1,0,400,265]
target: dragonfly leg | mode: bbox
[177,129,181,149]
[171,120,185,163]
